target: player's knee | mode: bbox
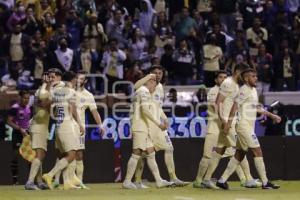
[146,147,155,154]
[132,149,142,156]
[235,149,246,161]
[66,150,76,162]
[76,151,84,160]
[215,147,225,155]
[165,146,174,153]
[251,147,263,157]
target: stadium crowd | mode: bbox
[0,0,300,94]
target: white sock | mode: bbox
[195,157,210,183]
[76,160,84,181]
[48,158,69,178]
[62,165,70,184]
[36,164,43,183]
[28,158,41,183]
[219,157,240,183]
[134,158,145,183]
[204,151,222,181]
[235,165,246,182]
[254,157,268,185]
[239,156,253,181]
[54,158,61,183]
[164,149,177,180]
[68,160,76,182]
[147,152,162,183]
[124,154,140,182]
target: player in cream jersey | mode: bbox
[202,65,258,189]
[25,73,51,190]
[43,69,84,190]
[75,71,105,184]
[133,66,188,188]
[123,74,172,189]
[216,68,281,190]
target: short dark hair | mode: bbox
[234,63,248,73]
[149,65,163,73]
[241,68,257,78]
[48,68,62,77]
[215,70,227,78]
[63,71,76,82]
[19,90,30,97]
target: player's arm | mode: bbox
[7,109,28,136]
[91,109,105,135]
[215,93,226,123]
[224,101,238,134]
[159,108,169,128]
[140,90,167,130]
[257,106,281,123]
[71,101,85,134]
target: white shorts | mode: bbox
[236,124,260,151]
[55,122,80,153]
[73,121,85,150]
[30,124,48,151]
[217,124,237,148]
[132,131,154,151]
[151,130,173,151]
[203,131,218,158]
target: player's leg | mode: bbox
[194,132,217,187]
[43,150,76,189]
[134,156,148,188]
[145,147,173,188]
[123,148,142,189]
[25,148,46,190]
[217,149,246,189]
[76,150,84,181]
[251,147,279,189]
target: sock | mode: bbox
[134,158,145,183]
[54,158,61,183]
[219,157,240,183]
[254,157,268,185]
[203,151,222,181]
[36,165,43,183]
[62,166,69,184]
[164,149,177,180]
[124,154,140,182]
[68,160,77,182]
[76,160,84,181]
[28,158,41,183]
[235,165,246,183]
[48,158,69,178]
[146,152,162,183]
[195,157,210,183]
[239,156,253,181]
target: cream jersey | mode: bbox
[51,82,76,129]
[76,88,97,128]
[130,86,160,133]
[235,84,258,129]
[219,77,239,122]
[151,83,167,122]
[207,85,220,133]
[30,86,50,126]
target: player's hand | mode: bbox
[79,125,85,135]
[222,122,231,135]
[273,115,282,123]
[98,125,105,137]
[159,123,168,131]
[20,128,28,137]
[163,120,170,129]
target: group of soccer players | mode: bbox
[24,68,104,190]
[21,63,281,190]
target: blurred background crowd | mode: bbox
[0,0,300,95]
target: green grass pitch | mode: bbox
[1,181,300,200]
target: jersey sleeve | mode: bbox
[207,87,217,103]
[235,87,250,105]
[88,94,97,111]
[219,80,233,98]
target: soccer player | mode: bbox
[201,64,258,189]
[7,90,31,185]
[42,69,84,190]
[134,66,188,188]
[25,73,51,190]
[75,70,105,185]
[216,68,281,190]
[123,74,172,189]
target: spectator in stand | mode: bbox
[35,0,55,22]
[124,61,143,84]
[83,12,107,52]
[3,23,31,63]
[153,11,174,55]
[23,6,40,37]
[40,11,56,43]
[172,39,196,85]
[101,38,126,92]
[6,2,27,32]
[253,44,273,95]
[66,8,84,50]
[203,34,223,87]
[48,23,72,51]
[246,17,268,57]
[160,44,174,82]
[273,42,297,91]
[55,0,73,24]
[106,9,127,49]
[206,22,227,52]
[50,37,77,73]
[173,7,197,45]
[128,27,148,61]
[138,0,155,39]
